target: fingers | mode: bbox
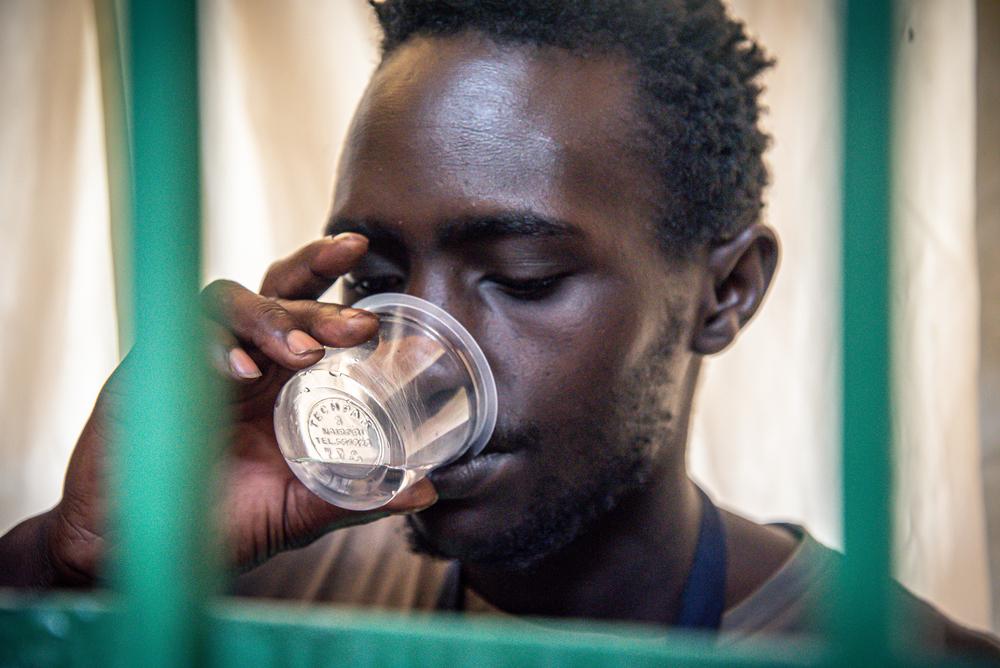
[274,297,378,350]
[203,279,323,369]
[311,478,438,529]
[260,232,368,300]
[202,279,378,371]
[205,320,261,381]
[278,478,439,557]
[203,232,375,376]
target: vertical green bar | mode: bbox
[837,0,893,663]
[115,2,214,666]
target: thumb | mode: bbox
[281,478,439,551]
[382,478,439,514]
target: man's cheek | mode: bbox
[501,362,617,427]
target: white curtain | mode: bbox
[0,0,990,632]
[199,0,380,286]
[0,0,119,533]
[889,0,990,630]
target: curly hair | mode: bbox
[370,0,772,252]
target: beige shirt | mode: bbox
[232,515,1000,656]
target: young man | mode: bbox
[2,0,997,657]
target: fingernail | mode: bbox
[397,480,438,513]
[331,232,367,244]
[228,348,262,380]
[340,308,375,320]
[287,330,324,355]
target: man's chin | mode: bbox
[403,507,574,572]
[402,477,626,572]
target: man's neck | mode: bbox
[461,468,704,625]
[460,473,801,627]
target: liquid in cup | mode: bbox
[274,293,497,511]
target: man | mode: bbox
[1,0,998,657]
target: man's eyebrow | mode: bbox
[325,218,404,247]
[437,212,580,245]
[326,212,581,246]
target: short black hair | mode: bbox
[370,0,772,253]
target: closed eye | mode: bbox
[486,274,569,301]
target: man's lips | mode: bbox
[427,452,514,501]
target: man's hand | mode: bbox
[0,232,437,588]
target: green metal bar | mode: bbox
[836,0,894,662]
[207,603,821,668]
[113,2,217,666]
[10,594,999,667]
[0,594,834,668]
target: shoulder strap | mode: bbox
[675,487,728,630]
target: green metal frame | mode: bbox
[113,2,219,666]
[836,0,895,663]
[0,0,989,665]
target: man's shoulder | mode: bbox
[723,526,1000,660]
[892,581,1000,660]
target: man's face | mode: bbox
[328,34,704,567]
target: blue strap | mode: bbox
[674,488,727,630]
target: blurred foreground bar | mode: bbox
[114,1,217,667]
[836,0,894,663]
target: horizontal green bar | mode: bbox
[3,594,992,667]
[211,602,824,668]
[0,594,831,668]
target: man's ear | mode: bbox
[692,224,779,355]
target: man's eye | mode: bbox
[488,274,567,301]
[344,274,404,296]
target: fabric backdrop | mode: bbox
[0,0,991,631]
[0,0,119,541]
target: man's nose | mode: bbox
[403,264,485,368]
[405,266,464,322]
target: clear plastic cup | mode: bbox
[273,293,497,511]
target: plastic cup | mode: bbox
[273,293,498,511]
